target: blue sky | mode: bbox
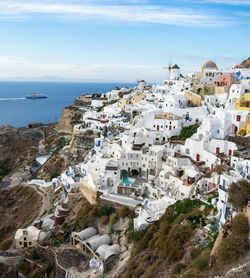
[0,0,249,82]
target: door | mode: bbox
[196,154,200,161]
[228,149,232,156]
[169,126,172,131]
[157,125,159,131]
[216,147,220,154]
[24,242,27,247]
[234,126,238,133]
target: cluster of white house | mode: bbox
[52,61,249,232]
[15,61,249,252]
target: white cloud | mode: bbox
[0,56,166,82]
[199,0,250,5]
[0,1,235,26]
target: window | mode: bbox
[24,237,26,241]
[19,241,22,245]
[29,242,32,245]
[236,115,241,122]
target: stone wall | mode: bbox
[80,183,98,205]
[36,245,66,278]
[0,251,25,266]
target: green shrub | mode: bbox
[100,215,109,226]
[144,262,159,278]
[211,216,216,225]
[228,180,250,210]
[127,219,134,231]
[29,247,39,260]
[127,229,146,243]
[217,214,249,265]
[179,123,200,139]
[86,129,93,136]
[109,214,119,226]
[0,238,13,251]
[174,198,201,219]
[163,224,193,262]
[218,234,247,265]
[190,247,202,260]
[135,225,158,254]
[118,206,129,218]
[98,205,113,217]
[132,266,144,278]
[231,213,249,235]
[171,262,186,276]
[18,262,31,275]
[191,249,210,271]
[50,173,59,180]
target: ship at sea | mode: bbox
[26,93,48,99]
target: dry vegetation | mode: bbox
[0,129,42,182]
[120,196,249,278]
[0,186,42,250]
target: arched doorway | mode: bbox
[131,169,139,177]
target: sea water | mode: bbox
[0,81,134,127]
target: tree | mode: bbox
[228,180,250,211]
[109,214,119,226]
[191,249,210,271]
[118,206,129,218]
[231,213,249,236]
[217,234,247,265]
[217,213,249,265]
[100,215,109,226]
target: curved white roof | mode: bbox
[96,244,120,262]
[86,234,111,252]
[96,244,110,260]
[15,226,47,242]
[104,244,120,261]
[72,227,97,241]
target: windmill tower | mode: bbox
[137,77,146,90]
[163,59,172,80]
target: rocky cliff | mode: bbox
[57,106,84,135]
[0,125,43,185]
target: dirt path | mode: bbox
[26,184,51,221]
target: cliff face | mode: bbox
[0,125,43,184]
[0,186,42,249]
[57,106,83,135]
